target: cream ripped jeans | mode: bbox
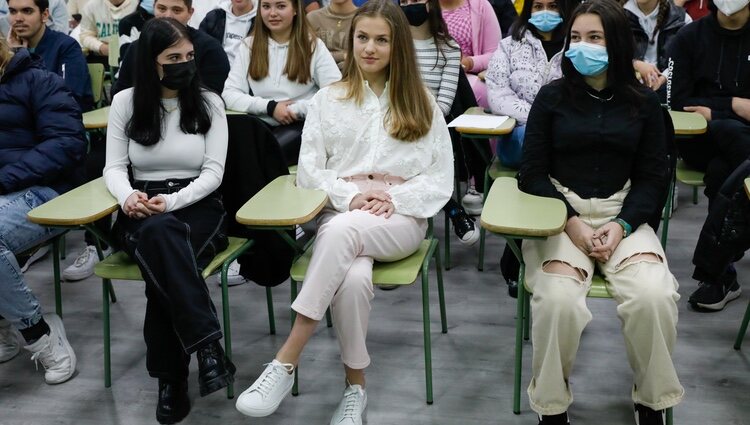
[291,176,427,369]
[522,179,684,415]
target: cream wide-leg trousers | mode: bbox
[291,178,427,369]
[522,179,684,415]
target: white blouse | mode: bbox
[103,88,228,212]
[297,83,454,219]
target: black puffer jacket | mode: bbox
[199,8,255,45]
[625,2,687,72]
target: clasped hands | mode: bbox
[124,191,166,220]
[349,190,394,218]
[565,216,624,263]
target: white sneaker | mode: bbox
[214,260,247,287]
[461,188,484,215]
[24,314,76,384]
[0,320,21,363]
[63,245,110,281]
[235,359,295,417]
[330,384,367,425]
[20,245,50,273]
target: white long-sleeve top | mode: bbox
[103,88,228,212]
[297,83,454,219]
[221,36,341,125]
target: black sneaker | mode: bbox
[688,269,741,312]
[634,404,665,425]
[507,279,518,298]
[451,210,480,246]
[538,412,570,425]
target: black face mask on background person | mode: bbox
[401,3,429,27]
[159,60,197,90]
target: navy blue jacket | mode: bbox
[33,27,94,112]
[0,49,87,195]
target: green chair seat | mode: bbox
[488,157,518,180]
[291,240,432,285]
[675,159,705,186]
[588,275,612,298]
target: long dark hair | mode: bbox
[423,0,456,65]
[510,0,575,42]
[559,0,644,108]
[126,18,213,146]
[618,0,669,43]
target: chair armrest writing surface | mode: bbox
[669,111,707,136]
[236,175,328,227]
[83,106,110,130]
[27,177,118,226]
[456,106,517,136]
[744,178,750,199]
[480,177,567,237]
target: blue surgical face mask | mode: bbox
[528,10,562,33]
[564,41,608,76]
[141,0,155,15]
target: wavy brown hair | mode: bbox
[340,0,433,141]
[248,0,316,84]
[0,37,14,78]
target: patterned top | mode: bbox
[297,84,454,218]
[414,38,462,116]
[442,2,473,57]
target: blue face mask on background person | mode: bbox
[141,0,155,15]
[528,10,562,32]
[564,41,609,76]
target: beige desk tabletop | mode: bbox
[27,177,118,226]
[82,107,110,130]
[745,178,750,199]
[669,110,707,136]
[455,107,517,136]
[236,175,327,227]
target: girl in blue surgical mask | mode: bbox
[519,0,684,424]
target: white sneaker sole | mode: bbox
[20,245,51,273]
[44,315,77,384]
[235,379,294,417]
[695,287,742,311]
[458,230,480,246]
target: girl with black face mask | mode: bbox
[103,17,233,425]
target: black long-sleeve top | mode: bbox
[518,82,667,229]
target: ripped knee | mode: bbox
[616,252,663,270]
[542,260,588,283]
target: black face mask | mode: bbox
[401,3,429,27]
[159,60,197,90]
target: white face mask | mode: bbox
[714,0,750,16]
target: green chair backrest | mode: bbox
[87,63,105,105]
[108,33,120,69]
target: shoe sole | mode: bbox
[458,230,480,246]
[199,360,237,397]
[235,378,294,417]
[690,287,742,311]
[156,400,191,424]
[20,246,51,273]
[44,314,77,384]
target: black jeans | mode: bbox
[113,178,229,380]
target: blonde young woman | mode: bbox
[234,0,453,423]
[222,0,341,165]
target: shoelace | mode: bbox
[29,338,54,371]
[73,247,95,267]
[341,389,362,419]
[253,362,294,398]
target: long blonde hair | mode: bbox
[339,0,433,142]
[249,0,316,84]
[0,37,14,79]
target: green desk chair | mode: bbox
[481,178,674,423]
[669,111,708,205]
[675,159,705,205]
[477,157,518,271]
[87,63,105,108]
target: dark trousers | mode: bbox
[677,118,750,204]
[113,179,229,380]
[84,132,111,249]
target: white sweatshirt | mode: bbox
[222,36,341,125]
[79,0,136,52]
[104,88,228,213]
[221,2,256,65]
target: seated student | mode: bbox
[113,0,230,96]
[221,0,341,165]
[79,0,137,58]
[66,0,91,28]
[307,0,357,70]
[669,0,750,311]
[118,0,154,59]
[7,0,93,111]
[187,0,224,28]
[438,0,501,108]
[104,17,233,425]
[401,0,480,245]
[621,0,690,101]
[519,1,682,423]
[0,36,84,384]
[43,0,66,32]
[200,0,256,65]
[233,1,453,423]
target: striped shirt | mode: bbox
[414,37,462,116]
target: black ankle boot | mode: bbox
[196,340,236,397]
[538,412,570,425]
[156,379,190,424]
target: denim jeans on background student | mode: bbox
[497,125,526,169]
[0,186,63,330]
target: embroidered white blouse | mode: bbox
[297,83,454,218]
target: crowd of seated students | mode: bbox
[3,0,750,424]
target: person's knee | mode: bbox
[542,260,588,282]
[336,266,373,303]
[318,212,360,242]
[534,261,588,314]
[138,214,183,241]
[615,253,676,307]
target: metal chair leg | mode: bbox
[220,261,234,399]
[434,242,448,334]
[421,251,434,405]
[290,280,299,397]
[444,212,451,271]
[266,287,276,335]
[103,278,112,388]
[734,299,750,350]
[513,272,526,415]
[52,236,63,317]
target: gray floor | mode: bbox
[2,184,750,425]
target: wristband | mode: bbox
[612,218,632,238]
[266,100,278,117]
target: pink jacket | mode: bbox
[466,0,502,73]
